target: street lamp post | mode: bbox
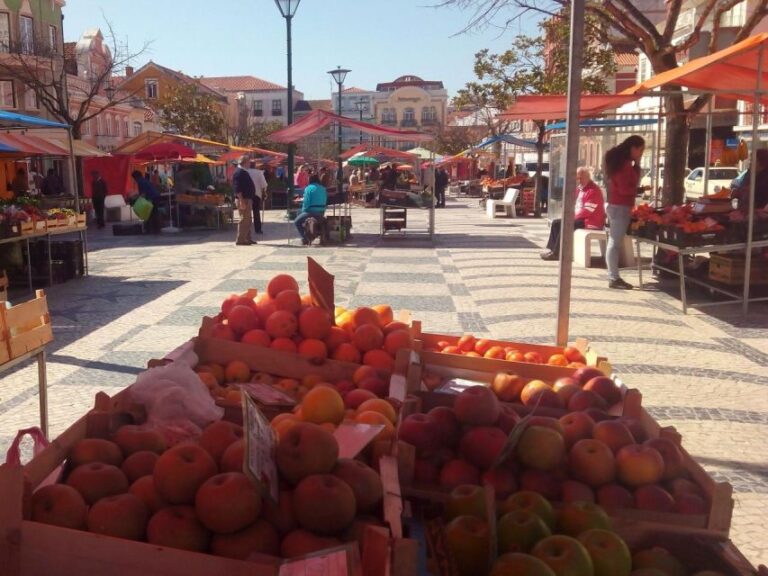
[354,99,366,145]
[328,66,350,196]
[274,0,301,213]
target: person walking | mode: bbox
[131,170,162,234]
[91,170,108,229]
[435,167,449,208]
[233,156,256,246]
[540,167,606,260]
[246,159,268,235]
[604,135,645,289]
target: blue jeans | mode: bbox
[294,211,322,241]
[606,204,631,281]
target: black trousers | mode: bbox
[546,218,585,253]
[252,195,262,233]
[436,187,446,207]
[92,193,106,228]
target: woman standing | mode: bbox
[604,135,645,290]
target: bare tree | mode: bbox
[437,0,768,205]
[0,22,149,139]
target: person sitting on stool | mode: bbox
[540,166,605,261]
[294,174,327,245]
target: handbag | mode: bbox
[133,196,154,221]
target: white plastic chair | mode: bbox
[104,195,134,222]
[486,188,519,218]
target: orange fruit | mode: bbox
[457,334,476,353]
[442,346,461,355]
[324,326,350,351]
[523,351,543,364]
[274,290,302,314]
[297,338,328,362]
[274,418,298,440]
[197,363,224,384]
[352,307,380,328]
[547,354,569,366]
[197,371,219,389]
[352,324,384,352]
[224,360,250,383]
[272,412,297,427]
[356,398,397,423]
[362,349,395,373]
[484,346,506,360]
[298,306,332,340]
[224,388,242,404]
[474,339,492,355]
[271,337,297,353]
[331,342,362,363]
[353,365,377,385]
[336,311,356,333]
[506,351,525,362]
[436,340,451,350]
[302,373,323,389]
[265,310,298,338]
[355,411,395,442]
[301,294,315,306]
[267,274,300,299]
[563,346,586,363]
[383,321,410,335]
[254,299,278,326]
[301,386,345,425]
[465,351,482,358]
[372,304,394,327]
[240,329,271,347]
[383,329,413,356]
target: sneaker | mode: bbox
[301,238,310,246]
[609,278,633,290]
[540,250,559,261]
[235,241,255,246]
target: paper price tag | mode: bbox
[238,382,296,407]
[333,423,385,459]
[279,548,351,576]
[436,378,487,395]
[242,394,279,502]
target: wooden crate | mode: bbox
[0,390,416,576]
[709,253,768,285]
[1,289,53,360]
[46,218,65,230]
[410,321,609,372]
[0,269,7,303]
[76,213,86,228]
[15,221,35,236]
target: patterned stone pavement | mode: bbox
[1,193,766,566]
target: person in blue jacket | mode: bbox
[132,170,162,234]
[294,174,327,245]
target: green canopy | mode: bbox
[347,156,380,166]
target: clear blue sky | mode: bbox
[62,0,540,101]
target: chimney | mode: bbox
[125,66,134,77]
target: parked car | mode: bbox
[684,166,740,199]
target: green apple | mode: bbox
[532,535,594,576]
[632,547,687,576]
[445,515,491,576]
[577,528,631,576]
[498,491,556,530]
[498,510,551,554]
[445,484,487,521]
[491,553,556,576]
[557,501,611,536]
[517,426,566,471]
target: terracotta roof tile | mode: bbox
[200,75,285,92]
[306,99,332,112]
[615,52,638,67]
[343,87,368,94]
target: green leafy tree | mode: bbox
[439,0,768,205]
[232,120,287,153]
[159,84,226,141]
[431,124,484,156]
[454,11,615,213]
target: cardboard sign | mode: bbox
[307,257,335,316]
[389,373,407,402]
[242,394,279,501]
[334,423,385,459]
[436,378,487,395]
[279,546,359,576]
[237,382,297,407]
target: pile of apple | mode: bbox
[401,383,709,516]
[426,333,587,368]
[30,418,388,560]
[206,273,415,375]
[441,487,725,576]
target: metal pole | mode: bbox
[66,127,79,212]
[743,44,763,314]
[337,85,343,195]
[285,14,295,217]
[653,99,663,204]
[702,97,713,196]
[555,0,585,347]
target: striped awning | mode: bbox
[0,133,69,155]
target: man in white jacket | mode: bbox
[245,159,268,235]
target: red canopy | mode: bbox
[498,94,638,121]
[269,110,432,144]
[134,142,196,161]
[340,144,417,162]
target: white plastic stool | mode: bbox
[573,229,636,268]
[486,188,519,218]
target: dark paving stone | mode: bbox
[211,279,263,292]
[436,250,451,257]
[369,256,440,265]
[362,272,445,284]
[613,363,768,386]
[448,283,470,296]
[158,306,219,326]
[102,324,153,350]
[486,312,686,328]
[475,296,667,311]
[177,291,206,306]
[434,234,540,250]
[714,337,768,367]
[458,312,488,333]
[349,295,455,312]
[463,270,600,281]
[648,406,768,424]
[442,265,460,274]
[246,261,312,271]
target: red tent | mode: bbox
[269,110,432,144]
[498,94,638,121]
[339,144,418,162]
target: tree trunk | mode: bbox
[662,93,689,206]
[534,123,546,217]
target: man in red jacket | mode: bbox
[541,167,606,260]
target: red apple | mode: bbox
[559,412,595,448]
[498,490,556,530]
[673,492,708,515]
[592,420,635,454]
[553,378,581,408]
[427,406,461,448]
[453,386,500,426]
[572,367,604,385]
[618,417,647,443]
[521,382,561,409]
[87,493,148,540]
[153,444,218,505]
[491,554,557,576]
[195,472,262,534]
[491,372,526,402]
[643,438,684,481]
[527,416,565,436]
[532,535,594,576]
[445,484,487,521]
[518,469,562,502]
[561,480,595,504]
[459,427,508,470]
[557,501,611,536]
[445,515,491,576]
[399,413,441,454]
[147,505,210,551]
[481,468,518,500]
[439,459,480,490]
[344,389,377,409]
[616,444,665,487]
[667,477,704,499]
[66,463,129,505]
[31,484,87,529]
[568,439,616,487]
[596,483,634,511]
[568,390,608,412]
[634,485,675,512]
[632,547,688,576]
[495,404,521,434]
[583,376,622,406]
[516,426,565,472]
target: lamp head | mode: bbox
[274,0,301,18]
[328,66,351,86]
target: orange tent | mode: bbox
[497,94,638,121]
[622,32,768,103]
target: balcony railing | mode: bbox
[253,109,263,117]
[400,119,417,127]
[271,109,283,117]
[381,118,397,126]
[421,118,438,126]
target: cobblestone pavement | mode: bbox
[1,194,766,566]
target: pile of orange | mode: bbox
[430,334,586,368]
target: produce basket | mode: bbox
[0,289,53,361]
[708,253,768,286]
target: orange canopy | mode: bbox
[622,32,768,103]
[339,144,417,162]
[498,94,638,121]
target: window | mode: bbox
[253,100,263,117]
[82,119,91,135]
[0,80,15,108]
[123,120,129,137]
[403,108,415,121]
[145,80,158,99]
[421,106,436,123]
[104,114,111,136]
[133,121,143,136]
[721,1,746,27]
[381,107,396,124]
[0,13,10,53]
[48,25,57,52]
[24,86,37,110]
[96,116,102,135]
[113,117,120,136]
[19,15,34,54]
[271,99,282,116]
